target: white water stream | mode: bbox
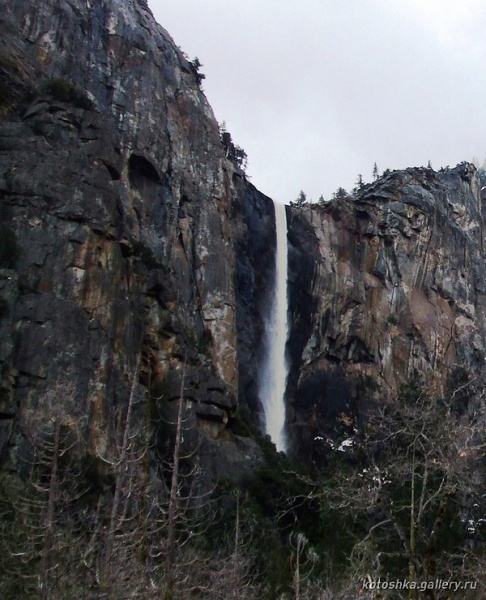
[260,201,289,452]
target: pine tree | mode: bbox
[333,187,347,200]
[372,162,379,181]
[189,57,205,85]
[292,190,307,208]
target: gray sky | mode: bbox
[148,0,486,203]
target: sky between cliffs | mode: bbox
[148,0,486,204]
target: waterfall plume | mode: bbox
[259,200,289,453]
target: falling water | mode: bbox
[260,200,289,453]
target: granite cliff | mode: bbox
[284,164,486,461]
[1,1,485,597]
[0,0,485,476]
[0,0,264,480]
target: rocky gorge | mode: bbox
[0,0,485,597]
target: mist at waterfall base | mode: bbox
[259,201,290,453]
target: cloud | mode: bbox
[149,0,486,202]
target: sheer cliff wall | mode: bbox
[0,0,264,477]
[0,0,485,475]
[285,165,486,461]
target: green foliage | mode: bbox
[446,365,473,415]
[233,144,248,170]
[0,431,90,598]
[184,327,211,356]
[150,377,171,403]
[320,369,485,588]
[247,459,292,520]
[361,374,380,393]
[78,454,114,498]
[194,332,210,355]
[189,57,206,85]
[247,447,309,534]
[219,124,248,171]
[0,225,19,268]
[290,190,307,207]
[228,404,260,438]
[39,78,94,110]
[1,367,482,597]
[210,430,339,596]
[397,368,426,405]
[333,186,348,200]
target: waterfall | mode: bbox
[260,200,290,453]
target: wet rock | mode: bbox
[0,0,246,477]
[284,165,486,461]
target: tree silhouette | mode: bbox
[317,373,485,598]
[291,190,307,207]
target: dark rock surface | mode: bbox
[285,165,486,462]
[234,182,276,420]
[1,0,485,479]
[0,0,262,477]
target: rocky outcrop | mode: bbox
[0,0,262,477]
[1,0,485,479]
[285,164,486,461]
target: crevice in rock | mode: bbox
[102,160,121,180]
[128,153,161,186]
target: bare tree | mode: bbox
[164,357,186,596]
[0,383,87,598]
[83,354,222,599]
[288,531,318,600]
[314,374,485,598]
[201,489,262,600]
[0,356,275,599]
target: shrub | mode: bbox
[228,405,260,438]
[40,78,94,110]
[362,375,380,392]
[189,57,205,86]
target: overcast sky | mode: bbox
[148,0,486,204]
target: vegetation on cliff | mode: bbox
[0,372,484,599]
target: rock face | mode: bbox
[234,183,276,420]
[0,0,485,477]
[0,0,261,477]
[285,164,486,462]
